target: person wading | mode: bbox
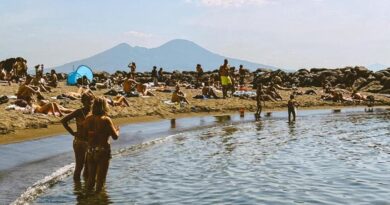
[85,97,120,192]
[61,92,95,181]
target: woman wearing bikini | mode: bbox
[85,97,119,192]
[61,92,94,180]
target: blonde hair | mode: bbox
[92,97,109,116]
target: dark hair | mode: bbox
[92,97,109,116]
[290,94,294,99]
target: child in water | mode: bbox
[288,94,299,122]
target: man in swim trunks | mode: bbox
[219,59,232,99]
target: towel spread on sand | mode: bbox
[163,100,175,105]
[233,91,257,98]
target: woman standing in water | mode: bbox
[61,92,94,180]
[85,97,119,192]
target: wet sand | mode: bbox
[1,82,389,144]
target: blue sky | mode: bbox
[1,0,389,69]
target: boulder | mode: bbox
[360,81,383,93]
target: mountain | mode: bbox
[367,63,388,71]
[54,39,278,73]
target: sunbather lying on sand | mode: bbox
[30,94,73,116]
[202,82,219,99]
[105,96,130,107]
[123,77,155,96]
[57,87,93,100]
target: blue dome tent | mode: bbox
[67,65,93,85]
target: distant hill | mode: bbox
[53,39,278,73]
[367,63,388,71]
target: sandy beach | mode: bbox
[1,81,389,144]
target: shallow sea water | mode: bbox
[30,109,390,205]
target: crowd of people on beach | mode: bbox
[0,57,380,192]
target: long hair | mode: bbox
[92,97,109,116]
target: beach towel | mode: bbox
[163,100,176,105]
[233,91,257,98]
[5,104,32,114]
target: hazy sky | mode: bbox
[1,0,389,69]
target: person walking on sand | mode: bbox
[61,92,95,181]
[219,59,232,99]
[85,97,119,192]
[288,94,299,122]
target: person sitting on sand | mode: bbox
[202,82,219,99]
[77,76,90,87]
[255,84,266,120]
[288,94,299,122]
[105,95,130,107]
[31,65,52,92]
[265,83,283,101]
[47,69,58,88]
[61,92,95,181]
[172,85,190,104]
[85,97,119,192]
[16,75,41,106]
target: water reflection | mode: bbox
[170,119,176,129]
[214,115,231,123]
[255,121,264,132]
[73,181,112,205]
[288,121,296,136]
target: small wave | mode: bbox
[113,133,180,158]
[11,133,181,204]
[11,163,75,205]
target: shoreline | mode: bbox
[2,104,388,145]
